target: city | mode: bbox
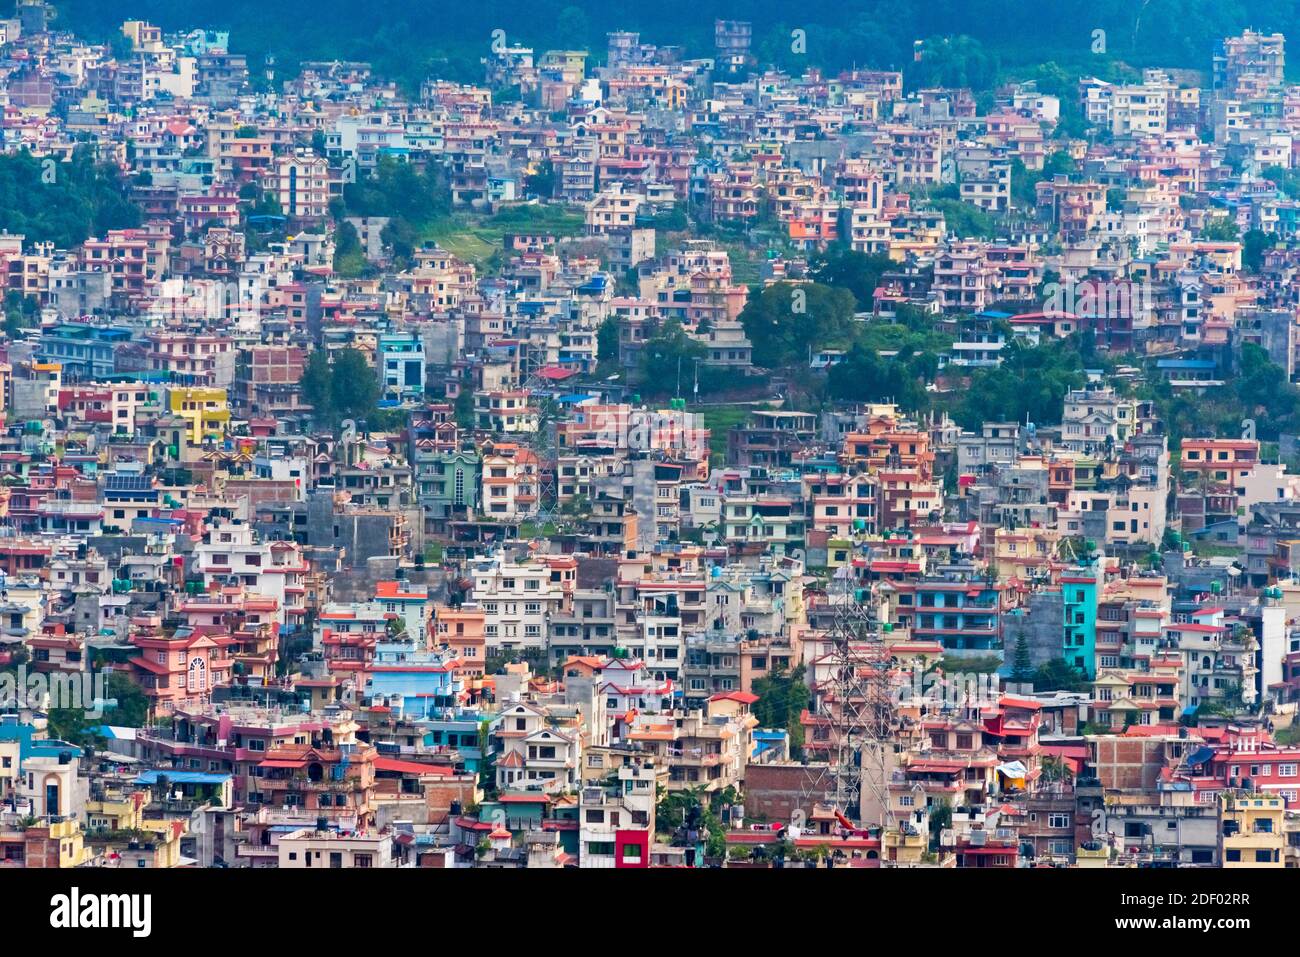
[0,1,1295,897]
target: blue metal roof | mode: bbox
[0,719,83,761]
[135,770,231,785]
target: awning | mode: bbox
[373,757,453,776]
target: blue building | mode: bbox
[1061,561,1101,679]
[36,324,131,381]
[377,333,425,403]
[416,714,484,772]
[364,641,461,719]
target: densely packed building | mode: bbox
[1,3,1300,871]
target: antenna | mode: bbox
[801,568,898,839]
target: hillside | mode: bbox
[38,0,1300,91]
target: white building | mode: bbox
[471,555,574,652]
[193,521,309,630]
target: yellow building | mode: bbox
[0,817,92,867]
[1075,841,1111,868]
[992,526,1061,580]
[86,788,147,832]
[882,824,926,865]
[166,387,230,445]
[132,818,188,868]
[1219,792,1284,867]
[84,788,189,867]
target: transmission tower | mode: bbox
[519,364,558,525]
[804,564,898,834]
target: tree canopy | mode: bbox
[0,148,140,250]
[950,337,1087,430]
[809,248,895,312]
[640,319,706,393]
[302,347,382,427]
[739,282,857,369]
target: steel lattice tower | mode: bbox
[805,565,898,833]
[519,367,558,524]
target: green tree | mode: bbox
[3,291,40,339]
[525,160,556,199]
[928,798,952,850]
[342,155,450,225]
[333,220,368,277]
[454,387,475,429]
[751,666,811,754]
[1033,658,1091,693]
[555,5,592,45]
[1242,229,1273,273]
[809,248,895,311]
[1011,631,1034,684]
[330,348,380,424]
[928,197,998,238]
[640,319,706,395]
[597,316,619,364]
[826,341,933,411]
[739,282,856,369]
[0,147,141,249]
[908,35,999,91]
[1201,216,1239,242]
[103,671,149,728]
[302,350,335,424]
[1040,755,1072,783]
[952,337,1086,429]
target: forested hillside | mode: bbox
[34,0,1300,91]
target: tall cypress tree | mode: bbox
[1011,631,1034,686]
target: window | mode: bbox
[1048,813,1070,829]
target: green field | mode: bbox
[693,404,752,466]
[421,205,585,269]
